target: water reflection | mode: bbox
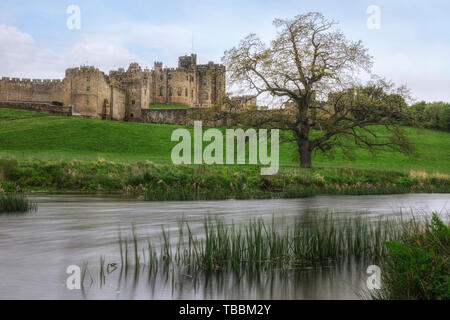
[78,258,367,300]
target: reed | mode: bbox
[113,213,427,275]
[99,256,106,287]
[0,193,37,213]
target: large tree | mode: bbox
[222,12,413,168]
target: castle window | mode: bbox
[185,88,188,97]
[159,87,163,97]
[86,86,90,91]
[132,100,135,105]
[191,90,194,98]
[169,87,173,96]
[160,74,163,81]
[205,93,209,99]
[168,74,172,80]
[202,79,207,86]
[177,88,182,96]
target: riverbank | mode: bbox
[0,158,449,200]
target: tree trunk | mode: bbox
[298,140,312,168]
[294,99,313,168]
[294,129,313,168]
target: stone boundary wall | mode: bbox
[140,108,200,125]
[139,108,233,126]
[0,103,235,126]
[0,101,73,116]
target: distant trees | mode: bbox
[408,101,450,131]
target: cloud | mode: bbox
[0,23,192,79]
[0,24,62,78]
[373,50,450,103]
[93,23,192,49]
[87,22,194,65]
[66,42,142,71]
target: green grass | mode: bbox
[0,108,448,174]
[0,108,449,197]
[148,104,190,109]
[0,157,448,196]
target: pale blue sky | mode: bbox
[0,0,449,102]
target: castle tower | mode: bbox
[64,66,124,119]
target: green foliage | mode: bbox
[0,157,448,198]
[376,215,449,300]
[0,159,20,180]
[409,101,450,131]
[439,104,450,131]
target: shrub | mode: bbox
[0,159,20,180]
[439,104,450,131]
[376,215,449,300]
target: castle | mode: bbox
[0,54,227,122]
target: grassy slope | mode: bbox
[0,108,449,173]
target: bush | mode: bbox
[0,159,20,180]
[439,104,450,131]
[376,215,449,300]
[409,101,450,131]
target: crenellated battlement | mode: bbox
[0,77,65,88]
[65,66,106,78]
[0,77,64,85]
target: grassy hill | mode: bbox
[0,108,449,173]
[0,108,449,197]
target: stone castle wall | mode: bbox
[0,77,64,103]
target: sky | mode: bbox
[0,0,449,102]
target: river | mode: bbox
[0,193,448,300]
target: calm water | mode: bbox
[0,194,448,300]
